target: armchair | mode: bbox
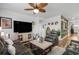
[45,30,59,46]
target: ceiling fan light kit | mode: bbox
[24,3,48,14]
[33,9,39,14]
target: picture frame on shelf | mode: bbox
[28,34,32,39]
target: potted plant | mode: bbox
[57,30,61,40]
[57,30,60,36]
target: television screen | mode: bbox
[14,21,32,33]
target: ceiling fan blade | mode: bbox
[37,3,48,9]
[29,3,36,8]
[24,8,34,10]
[39,9,46,13]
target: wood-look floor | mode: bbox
[58,34,77,48]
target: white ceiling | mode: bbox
[1,3,79,20]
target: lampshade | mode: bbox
[1,32,4,36]
[6,34,9,38]
[33,9,39,14]
[6,34,10,39]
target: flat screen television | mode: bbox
[14,21,32,33]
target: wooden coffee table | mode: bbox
[30,40,52,55]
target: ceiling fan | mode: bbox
[24,3,48,14]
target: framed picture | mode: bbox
[55,21,58,25]
[48,23,50,25]
[0,17,12,29]
[51,22,54,25]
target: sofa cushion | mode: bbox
[5,39,14,45]
[8,45,16,55]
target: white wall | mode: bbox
[0,9,62,41]
[42,16,61,30]
[68,21,71,36]
[31,14,45,38]
[0,9,34,40]
[32,15,61,39]
[0,9,47,41]
[45,16,61,31]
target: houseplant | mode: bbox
[56,30,61,40]
[57,30,60,36]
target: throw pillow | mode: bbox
[8,45,16,55]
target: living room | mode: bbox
[0,3,79,55]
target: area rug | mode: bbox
[48,46,66,55]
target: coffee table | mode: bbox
[30,40,52,55]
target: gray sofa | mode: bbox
[0,37,9,55]
[0,38,33,55]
